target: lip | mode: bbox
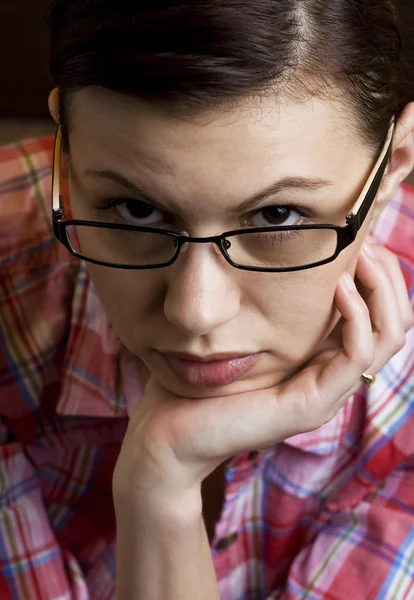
[162,351,255,362]
[159,351,263,387]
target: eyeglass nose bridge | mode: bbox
[178,231,227,256]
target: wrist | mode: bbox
[114,482,203,531]
[114,487,219,600]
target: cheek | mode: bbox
[247,216,364,329]
[86,267,163,333]
[258,266,338,317]
[254,265,342,354]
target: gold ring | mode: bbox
[361,372,376,387]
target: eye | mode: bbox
[248,205,304,228]
[113,199,164,225]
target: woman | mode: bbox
[0,0,413,598]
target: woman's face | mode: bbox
[66,87,377,399]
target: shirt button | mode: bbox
[216,531,239,550]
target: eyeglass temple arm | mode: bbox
[52,125,64,215]
[346,121,394,230]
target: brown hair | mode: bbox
[48,0,409,152]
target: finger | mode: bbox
[355,243,407,361]
[268,273,373,436]
[371,243,414,331]
[323,244,412,417]
[313,272,374,403]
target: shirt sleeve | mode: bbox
[0,424,89,600]
[265,499,414,600]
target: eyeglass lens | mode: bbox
[66,223,338,269]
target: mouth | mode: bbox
[157,351,264,387]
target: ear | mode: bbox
[48,88,60,123]
[374,102,414,213]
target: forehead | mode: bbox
[68,87,370,202]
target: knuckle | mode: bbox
[405,310,414,331]
[353,349,374,371]
[375,244,394,262]
[323,407,338,424]
[393,331,407,353]
[387,250,401,269]
[375,248,399,278]
[356,299,370,318]
[290,389,325,432]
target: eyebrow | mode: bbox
[83,168,334,212]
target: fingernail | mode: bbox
[362,239,378,260]
[341,272,357,292]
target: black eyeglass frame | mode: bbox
[52,122,394,273]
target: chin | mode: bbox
[157,369,289,400]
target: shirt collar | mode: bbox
[56,263,143,419]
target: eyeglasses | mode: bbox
[52,123,394,273]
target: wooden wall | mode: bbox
[1,0,52,117]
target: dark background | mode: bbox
[1,0,414,118]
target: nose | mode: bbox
[163,243,241,336]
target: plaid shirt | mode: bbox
[0,136,413,600]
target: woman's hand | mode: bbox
[113,241,413,506]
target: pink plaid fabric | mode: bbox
[0,136,413,599]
